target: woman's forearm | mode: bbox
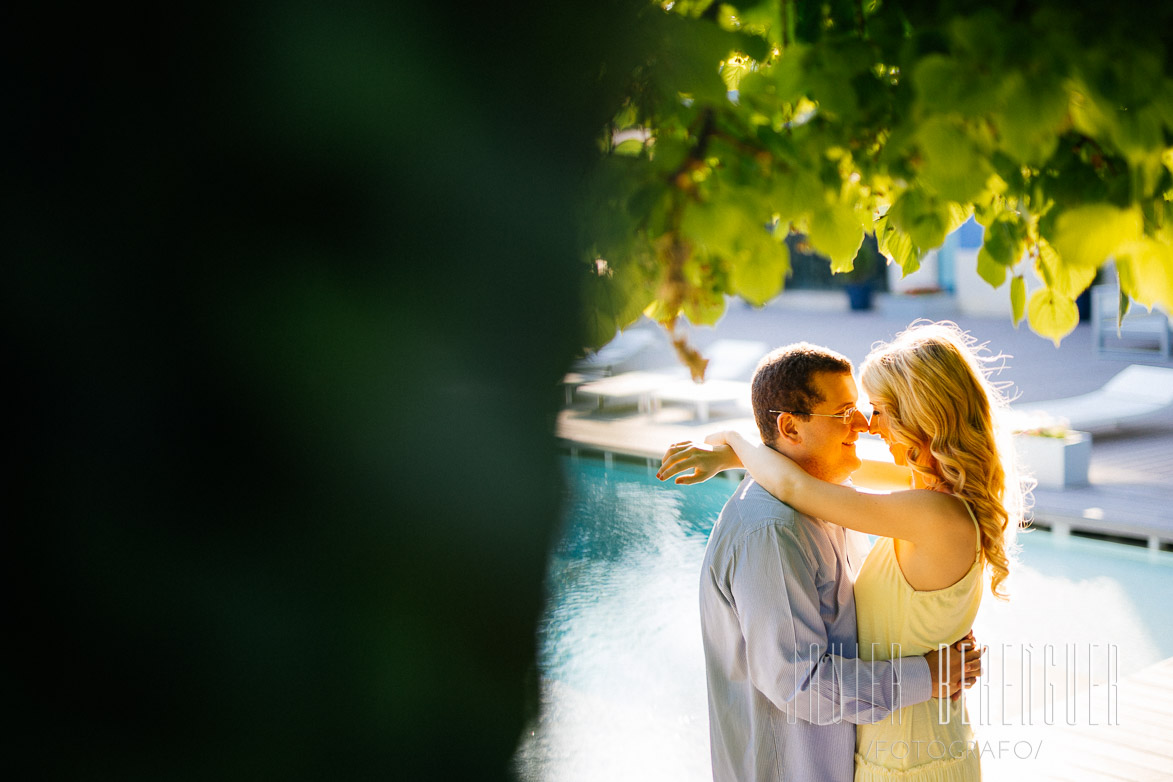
[723,431,804,501]
[720,433,958,544]
[702,430,744,469]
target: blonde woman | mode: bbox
[659,322,1026,781]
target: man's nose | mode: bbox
[851,409,870,432]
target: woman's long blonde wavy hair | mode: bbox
[861,321,1029,600]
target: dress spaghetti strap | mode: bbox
[958,497,982,560]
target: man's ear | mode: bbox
[775,412,802,445]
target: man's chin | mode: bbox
[844,455,863,478]
[828,458,862,485]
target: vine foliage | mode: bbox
[581,0,1173,370]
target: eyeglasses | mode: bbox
[768,406,869,424]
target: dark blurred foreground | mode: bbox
[7,3,643,778]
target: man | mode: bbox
[661,343,979,781]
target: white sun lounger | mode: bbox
[563,329,660,403]
[650,338,768,421]
[653,378,751,422]
[1010,364,1173,433]
[1090,284,1172,359]
[576,339,768,420]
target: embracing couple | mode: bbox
[658,321,1025,782]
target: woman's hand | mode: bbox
[657,440,741,485]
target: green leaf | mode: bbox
[720,54,752,92]
[1116,238,1173,312]
[1010,275,1026,326]
[1049,204,1143,267]
[613,138,645,156]
[680,200,746,259]
[808,203,865,271]
[766,43,811,105]
[995,71,1068,164]
[876,215,920,275]
[730,240,789,305]
[945,202,975,237]
[683,287,728,325]
[803,40,872,120]
[612,102,638,129]
[981,210,1028,267]
[1036,238,1097,299]
[1134,152,1167,199]
[912,55,966,112]
[912,54,998,116]
[976,246,1008,288]
[1111,105,1165,164]
[582,255,657,349]
[626,179,673,226]
[648,135,691,173]
[581,286,618,350]
[769,169,823,222]
[1027,288,1080,347]
[972,188,1006,228]
[888,188,949,252]
[1068,80,1118,141]
[916,117,991,203]
[643,293,680,324]
[646,11,770,103]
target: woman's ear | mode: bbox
[775,412,802,445]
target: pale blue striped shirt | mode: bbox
[699,478,931,781]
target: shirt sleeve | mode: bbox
[730,522,932,725]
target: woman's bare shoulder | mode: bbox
[921,492,979,547]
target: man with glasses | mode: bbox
[682,343,975,782]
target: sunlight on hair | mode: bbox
[861,320,1033,601]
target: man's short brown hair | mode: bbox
[751,343,853,445]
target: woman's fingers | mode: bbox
[658,450,686,473]
[658,454,700,481]
[660,444,690,466]
[657,455,690,481]
[659,440,727,484]
[961,645,986,690]
[658,444,703,477]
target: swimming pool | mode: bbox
[514,454,1173,781]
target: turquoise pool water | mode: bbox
[514,454,1173,781]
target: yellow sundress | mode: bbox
[854,505,983,781]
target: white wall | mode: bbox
[953,242,1048,317]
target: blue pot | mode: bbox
[845,283,873,311]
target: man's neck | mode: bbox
[766,440,849,485]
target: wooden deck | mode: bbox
[1026,425,1173,549]
[981,656,1173,780]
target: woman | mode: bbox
[658,321,1027,781]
